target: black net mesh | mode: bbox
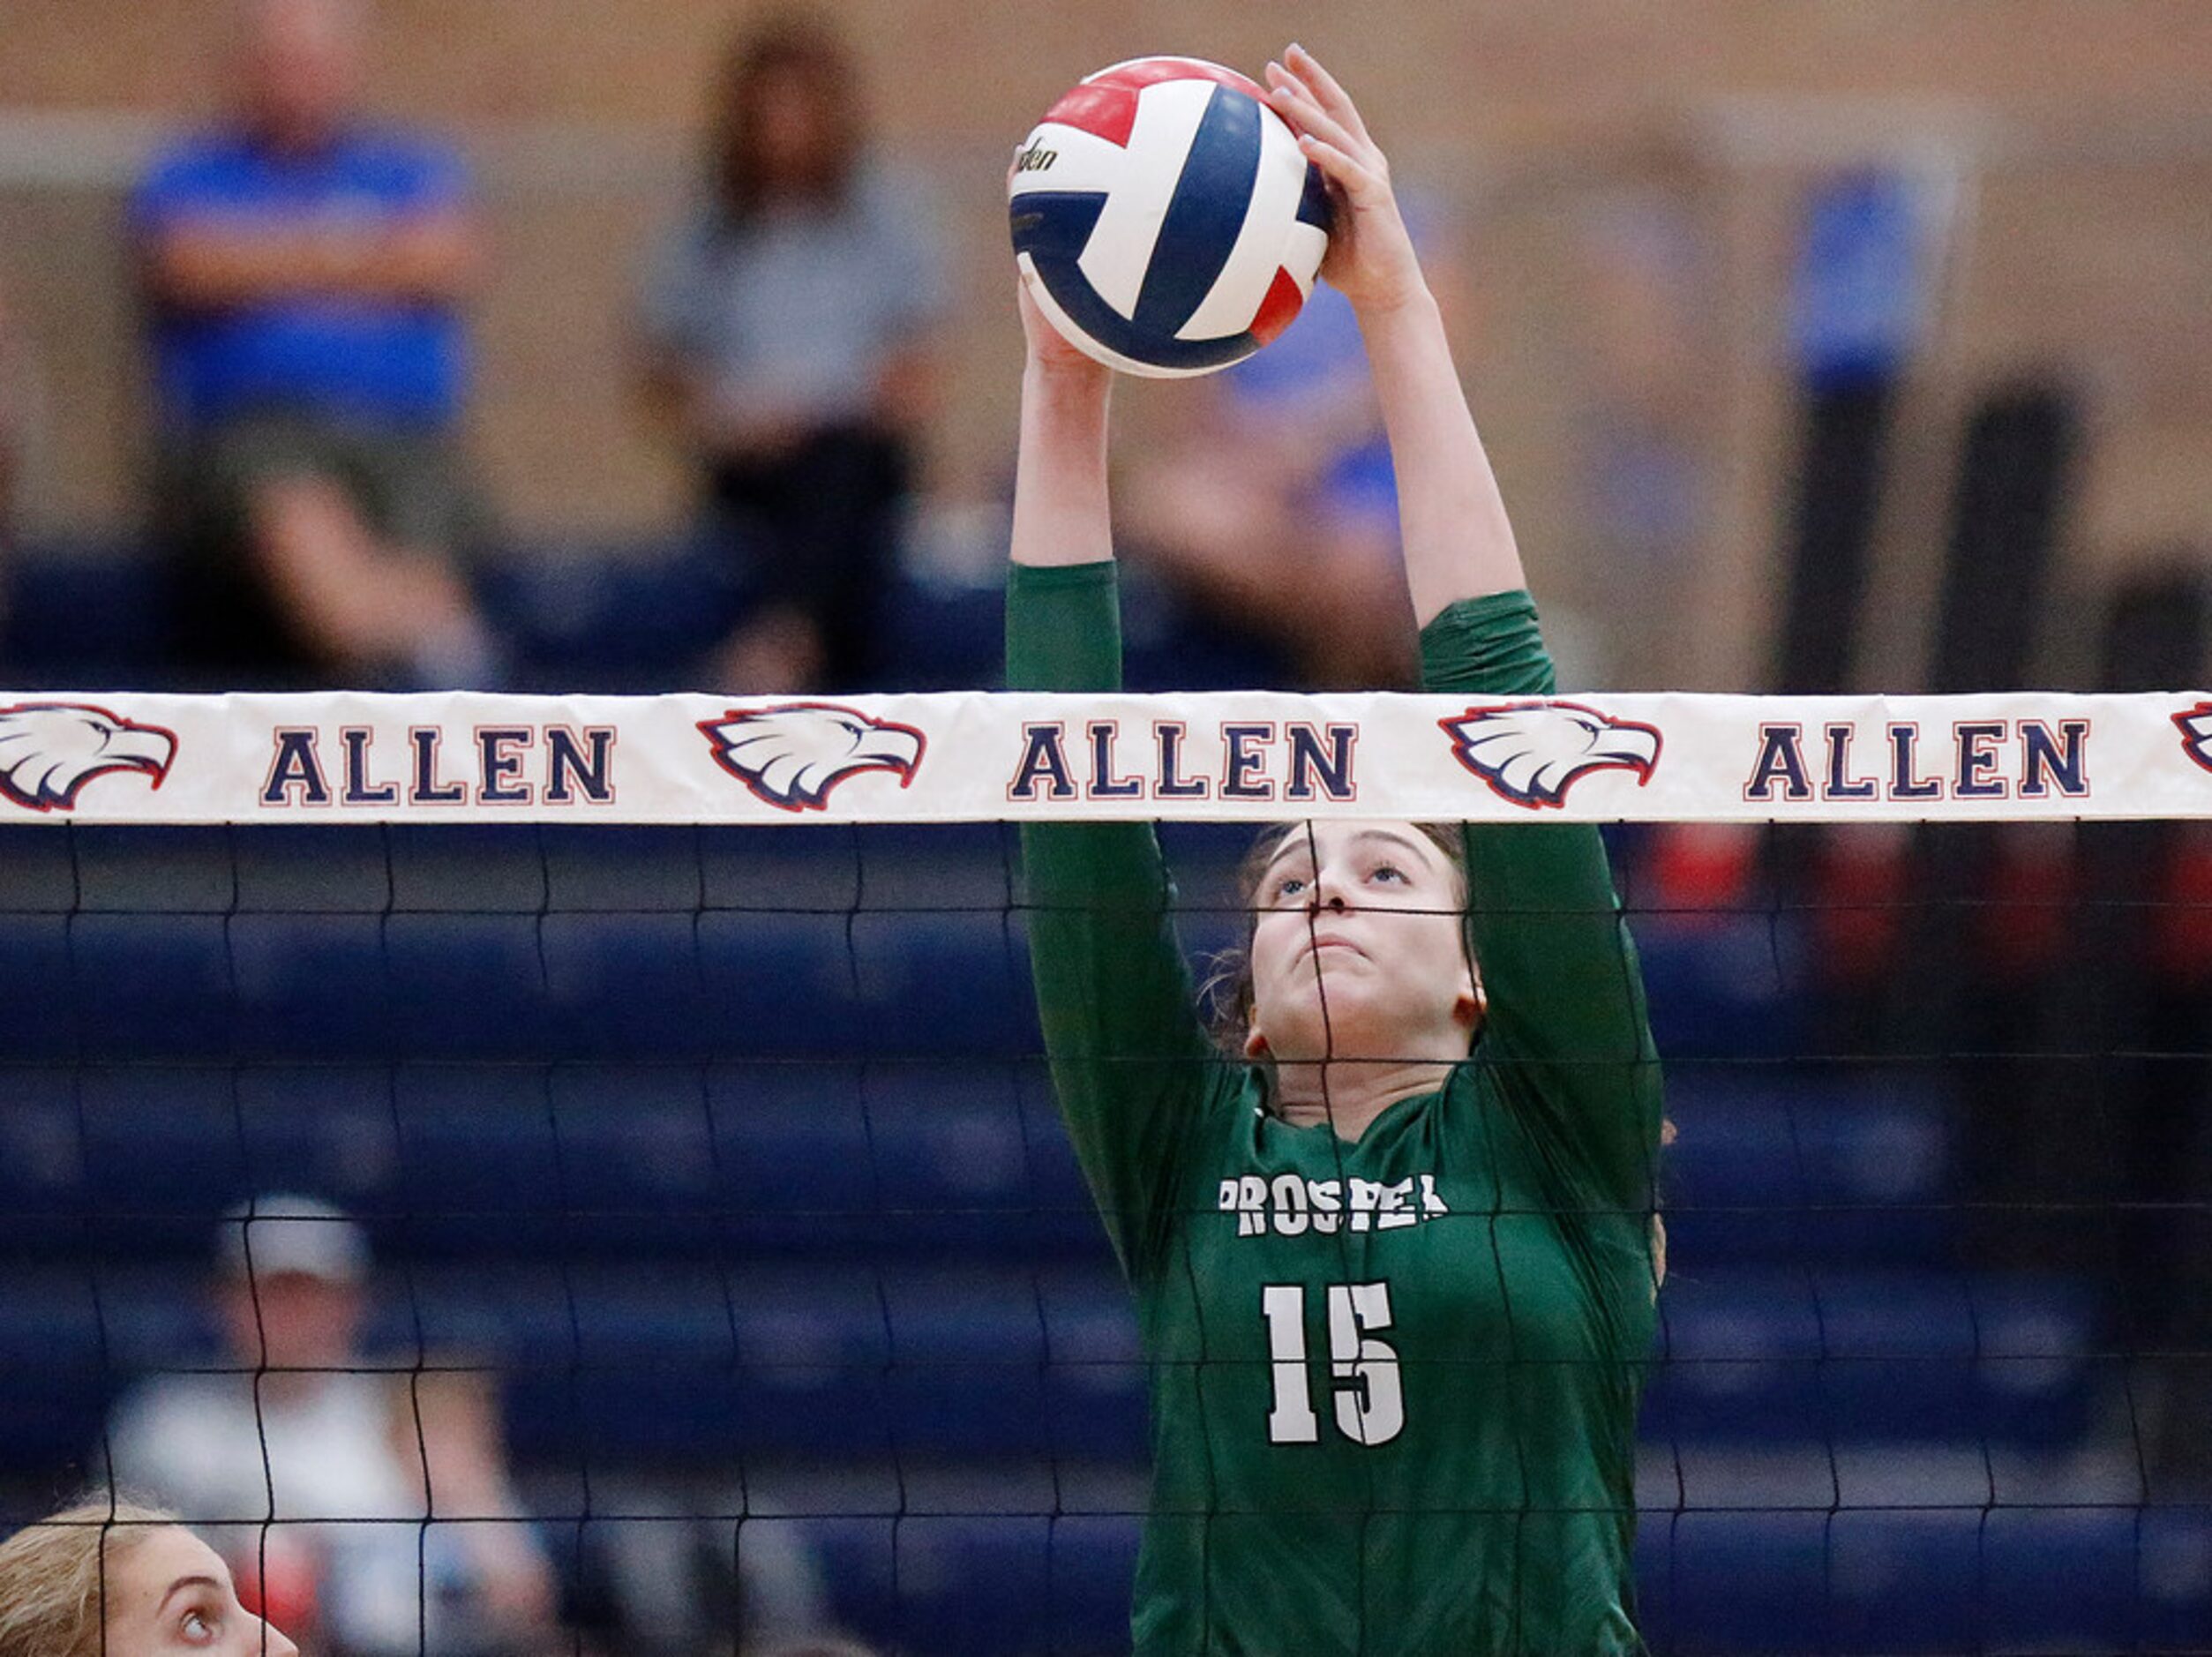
[2,817,2208,1655]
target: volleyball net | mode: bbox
[7,685,2211,1655]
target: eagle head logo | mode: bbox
[698,701,926,812]
[2176,702,2212,775]
[0,702,177,812]
[1440,700,1661,809]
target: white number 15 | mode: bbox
[1260,1281,1405,1446]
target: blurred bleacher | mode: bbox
[0,813,2204,1654]
[0,529,1297,695]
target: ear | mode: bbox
[1242,1026,1271,1061]
[1451,968,1485,1032]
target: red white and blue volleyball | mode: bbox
[1009,56,1333,378]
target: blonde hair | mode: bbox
[0,1500,177,1657]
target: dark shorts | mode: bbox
[161,408,485,563]
[157,408,488,679]
[704,422,911,686]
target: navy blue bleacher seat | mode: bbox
[1637,1504,2212,1653]
[809,1512,1139,1657]
[1661,1067,1953,1264]
[2,1055,1106,1268]
[2,539,171,686]
[1632,910,1812,1058]
[1646,1268,2097,1448]
[0,1261,1147,1471]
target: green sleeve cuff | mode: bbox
[1418,589,1556,698]
[1006,560,1123,693]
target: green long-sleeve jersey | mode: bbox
[1009,561,1663,1656]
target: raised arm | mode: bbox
[1263,43,1522,621]
[1427,596,1665,1214]
[1010,287,1114,571]
[1008,288,1221,1277]
[1271,46,1661,1210]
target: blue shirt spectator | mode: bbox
[134,0,499,691]
[132,125,472,431]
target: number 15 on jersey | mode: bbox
[1261,1281,1405,1446]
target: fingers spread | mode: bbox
[1265,70,1361,161]
[1282,43,1372,147]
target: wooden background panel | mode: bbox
[10,2,2212,128]
[2,0,2209,692]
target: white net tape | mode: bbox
[5,688,2208,825]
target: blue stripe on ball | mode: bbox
[1132,84,1263,336]
[1009,190,1108,260]
[1026,244,1261,371]
[1297,160,1334,231]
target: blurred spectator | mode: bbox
[1566,186,1714,687]
[0,281,19,663]
[1111,200,1474,690]
[635,10,948,693]
[0,281,22,542]
[103,1195,559,1656]
[0,1499,302,1657]
[131,0,500,688]
[566,1497,836,1656]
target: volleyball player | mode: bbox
[1007,44,1664,1653]
[0,1502,300,1656]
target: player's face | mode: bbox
[1244,821,1477,1066]
[103,1526,299,1656]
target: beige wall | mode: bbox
[14,2,2212,128]
[4,1,2211,688]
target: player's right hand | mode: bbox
[1264,44,1427,318]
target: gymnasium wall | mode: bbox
[4,0,2210,689]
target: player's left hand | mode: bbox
[1016,273,1109,380]
[1263,45,1427,317]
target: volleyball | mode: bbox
[1009,56,1333,378]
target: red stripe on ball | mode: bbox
[1041,82,1141,147]
[1249,266,1308,345]
[1084,55,1269,103]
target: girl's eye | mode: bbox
[180,1608,215,1642]
[1370,863,1407,884]
[1272,874,1308,901]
